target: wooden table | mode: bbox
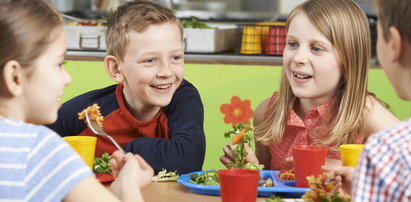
[141,182,271,202]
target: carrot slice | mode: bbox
[231,127,249,145]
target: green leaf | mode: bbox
[265,195,284,202]
[93,152,112,174]
[182,17,213,29]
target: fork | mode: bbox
[84,111,126,154]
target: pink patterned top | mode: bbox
[265,93,352,170]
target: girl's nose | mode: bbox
[292,48,308,66]
[63,68,72,86]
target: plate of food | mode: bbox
[93,152,115,183]
[178,123,307,197]
[177,170,310,197]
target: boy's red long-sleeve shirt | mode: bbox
[48,79,205,174]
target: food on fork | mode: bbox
[78,103,104,127]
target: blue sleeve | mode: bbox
[124,80,206,174]
[47,85,118,137]
[47,100,86,137]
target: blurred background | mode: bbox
[48,0,308,22]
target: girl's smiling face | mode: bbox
[283,11,343,106]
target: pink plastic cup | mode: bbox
[218,168,260,202]
[292,145,328,187]
[265,26,286,55]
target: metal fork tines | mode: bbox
[84,111,126,154]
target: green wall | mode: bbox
[63,61,410,171]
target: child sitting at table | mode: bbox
[323,0,411,200]
[48,0,206,174]
[220,0,399,170]
[0,0,152,201]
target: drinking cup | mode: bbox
[255,22,275,51]
[63,136,97,169]
[292,145,328,187]
[218,168,260,202]
[265,24,286,55]
[240,25,262,54]
[340,144,364,167]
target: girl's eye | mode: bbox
[287,41,298,48]
[311,46,323,53]
[58,61,66,68]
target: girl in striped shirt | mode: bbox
[0,0,153,201]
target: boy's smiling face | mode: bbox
[118,22,184,116]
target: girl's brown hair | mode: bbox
[256,0,372,150]
[0,0,63,70]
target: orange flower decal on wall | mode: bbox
[220,96,254,126]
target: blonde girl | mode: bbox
[0,0,152,201]
[221,0,399,170]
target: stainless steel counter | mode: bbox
[66,50,381,67]
[66,50,283,66]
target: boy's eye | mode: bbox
[144,58,157,63]
[171,55,183,61]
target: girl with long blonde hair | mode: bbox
[221,0,399,170]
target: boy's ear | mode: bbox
[389,26,403,63]
[1,60,24,96]
[104,55,124,83]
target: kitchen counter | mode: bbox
[66,50,284,66]
[67,50,382,67]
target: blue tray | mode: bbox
[177,170,310,197]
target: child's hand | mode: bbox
[110,151,153,189]
[322,165,354,197]
[219,143,259,168]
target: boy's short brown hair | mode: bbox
[106,0,183,61]
[373,0,411,44]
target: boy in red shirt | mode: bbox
[49,0,205,174]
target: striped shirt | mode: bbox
[0,118,93,202]
[352,118,411,202]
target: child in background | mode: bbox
[0,0,152,201]
[48,0,205,174]
[220,0,399,170]
[323,0,411,200]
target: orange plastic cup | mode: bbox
[218,169,260,202]
[292,145,328,187]
[340,144,364,167]
[63,136,97,169]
